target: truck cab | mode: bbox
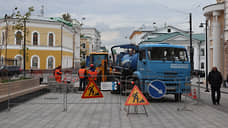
[111,43,191,101]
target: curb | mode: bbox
[191,84,228,94]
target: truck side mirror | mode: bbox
[142,59,146,64]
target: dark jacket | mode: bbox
[208,70,223,88]
[89,67,96,72]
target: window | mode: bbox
[1,31,5,45]
[147,47,188,61]
[0,56,4,65]
[201,62,204,69]
[167,28,171,33]
[139,50,146,60]
[15,56,23,68]
[200,49,205,56]
[82,43,85,48]
[47,57,54,69]
[31,56,39,69]
[15,31,22,45]
[48,33,54,46]
[33,32,38,45]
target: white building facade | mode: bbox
[81,28,101,53]
[203,0,225,76]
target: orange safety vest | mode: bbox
[55,69,62,83]
[87,70,98,81]
[78,69,86,79]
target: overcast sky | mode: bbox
[0,0,215,49]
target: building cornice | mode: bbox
[203,3,224,16]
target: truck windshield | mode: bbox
[147,47,188,61]
[92,54,107,67]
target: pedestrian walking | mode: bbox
[78,65,86,91]
[208,66,223,105]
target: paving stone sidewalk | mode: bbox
[0,92,228,128]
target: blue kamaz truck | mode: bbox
[111,43,191,101]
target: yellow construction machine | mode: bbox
[86,52,111,82]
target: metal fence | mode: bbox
[0,72,203,112]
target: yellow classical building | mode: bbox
[0,16,81,70]
[80,36,92,61]
[203,0,226,76]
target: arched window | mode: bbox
[15,55,23,69]
[33,32,38,45]
[15,31,22,45]
[0,56,4,65]
[82,43,85,48]
[1,31,5,45]
[31,56,39,69]
[201,62,204,69]
[48,33,54,47]
[47,57,54,69]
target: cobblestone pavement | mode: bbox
[1,91,228,128]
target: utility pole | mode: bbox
[0,45,2,65]
[0,37,2,66]
[4,14,8,66]
[205,20,209,92]
[23,19,26,77]
[189,13,194,73]
[73,32,75,69]
[61,24,63,69]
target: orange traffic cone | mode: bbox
[192,88,197,99]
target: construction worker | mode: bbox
[87,64,98,82]
[54,65,62,83]
[78,65,86,91]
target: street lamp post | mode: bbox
[23,19,26,77]
[4,14,9,66]
[199,20,209,92]
[72,19,78,69]
[190,13,194,72]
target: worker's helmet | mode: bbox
[90,64,94,67]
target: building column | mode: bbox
[224,0,228,77]
[207,18,211,73]
[212,11,221,71]
[194,43,200,70]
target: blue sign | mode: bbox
[148,80,166,98]
[112,81,117,90]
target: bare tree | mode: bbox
[5,7,34,76]
[62,13,72,22]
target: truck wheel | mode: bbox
[174,93,182,102]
